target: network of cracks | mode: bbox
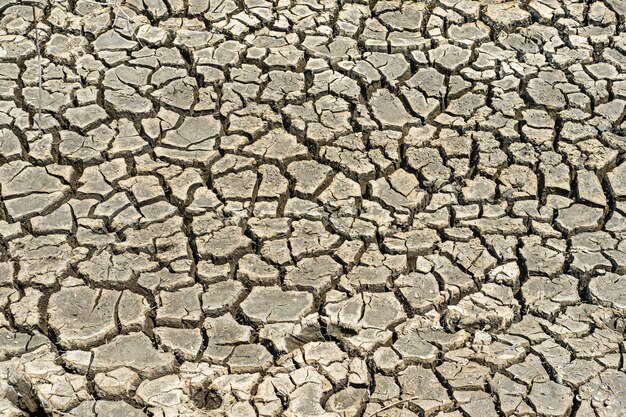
[0,0,626,416]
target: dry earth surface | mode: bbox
[0,0,626,416]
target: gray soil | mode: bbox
[0,0,625,416]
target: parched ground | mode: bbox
[0,0,626,416]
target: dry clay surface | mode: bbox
[1,0,626,416]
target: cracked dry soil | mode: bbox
[1,0,626,416]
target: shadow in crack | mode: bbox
[191,387,222,410]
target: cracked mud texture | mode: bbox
[0,0,626,416]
